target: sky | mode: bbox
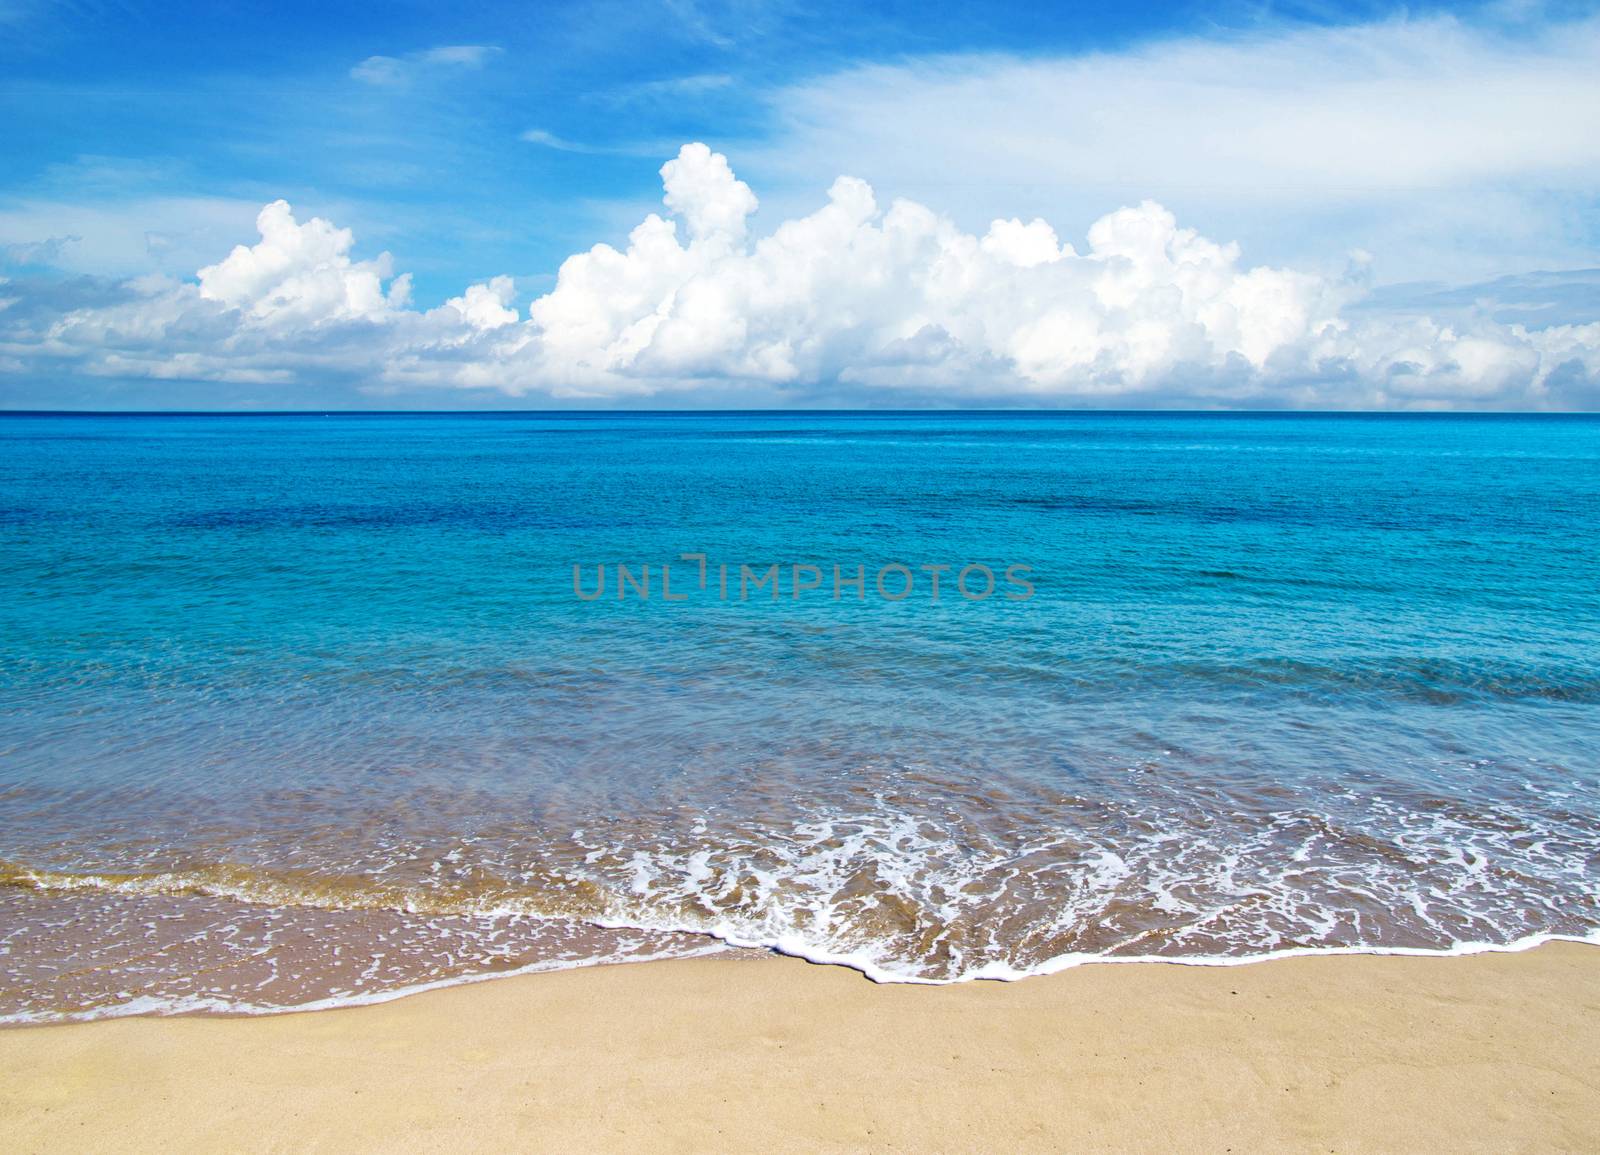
[1,0,1598,409]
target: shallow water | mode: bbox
[2,411,1597,1018]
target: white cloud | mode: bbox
[351,45,500,86]
[0,196,264,278]
[0,234,80,266]
[443,275,518,331]
[603,72,736,104]
[2,144,1597,409]
[197,200,411,324]
[520,129,677,159]
[659,142,758,247]
[520,129,601,153]
[419,46,498,68]
[744,15,1600,283]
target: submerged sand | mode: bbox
[1,942,1596,1152]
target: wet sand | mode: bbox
[1,943,1596,1152]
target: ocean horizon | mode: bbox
[2,410,1598,1020]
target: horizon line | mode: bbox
[1,408,1597,418]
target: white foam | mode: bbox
[5,773,1598,1018]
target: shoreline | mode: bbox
[3,942,1596,1151]
[6,925,1600,1026]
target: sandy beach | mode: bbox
[1,942,1595,1153]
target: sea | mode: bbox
[1,411,1597,1021]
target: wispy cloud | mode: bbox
[350,45,501,87]
[749,14,1600,284]
[519,129,607,154]
[661,0,737,49]
[601,72,736,104]
[518,129,664,157]
[0,234,80,266]
[0,196,263,278]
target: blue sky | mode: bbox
[0,0,1352,300]
[2,1,1598,409]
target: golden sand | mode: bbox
[2,942,1597,1152]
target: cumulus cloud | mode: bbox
[2,144,1597,409]
[660,142,758,247]
[197,200,411,324]
[444,275,518,331]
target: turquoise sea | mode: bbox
[1,412,1597,1018]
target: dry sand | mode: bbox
[2,942,1597,1153]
